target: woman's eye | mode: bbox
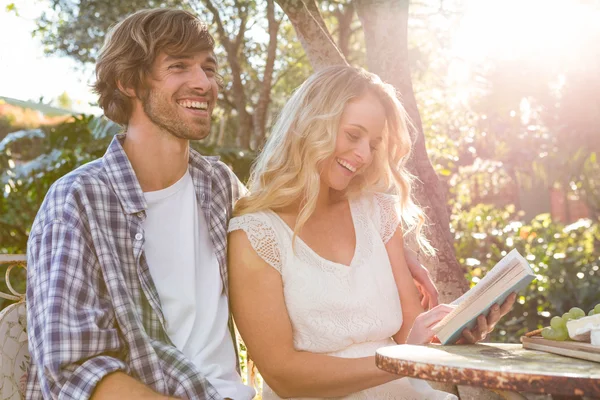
[346,132,359,141]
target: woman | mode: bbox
[227,66,515,399]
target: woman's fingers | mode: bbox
[458,294,518,344]
[485,292,517,334]
[417,304,455,328]
[461,328,476,344]
[476,314,488,340]
[408,304,457,344]
[499,292,517,316]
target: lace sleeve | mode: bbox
[228,214,283,273]
[373,193,401,244]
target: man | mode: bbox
[25,7,508,400]
[26,8,252,399]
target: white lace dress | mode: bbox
[228,193,456,400]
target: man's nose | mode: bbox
[191,66,211,93]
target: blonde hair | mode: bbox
[94,8,220,126]
[235,65,434,255]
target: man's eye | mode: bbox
[204,66,216,74]
[169,64,185,70]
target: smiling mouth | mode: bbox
[336,158,357,173]
[177,100,208,111]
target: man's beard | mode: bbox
[141,88,211,141]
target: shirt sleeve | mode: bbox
[373,192,402,244]
[27,220,128,399]
[228,214,283,273]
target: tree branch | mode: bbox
[203,0,231,49]
[275,0,346,69]
[253,0,281,145]
[233,0,249,51]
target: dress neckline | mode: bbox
[268,199,360,268]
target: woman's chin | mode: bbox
[328,181,351,192]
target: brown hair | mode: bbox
[93,8,218,125]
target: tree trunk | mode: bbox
[275,0,347,69]
[334,2,354,58]
[227,48,254,148]
[355,0,468,302]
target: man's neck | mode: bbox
[123,124,190,192]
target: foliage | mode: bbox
[453,204,600,343]
[0,116,254,253]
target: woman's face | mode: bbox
[320,91,386,192]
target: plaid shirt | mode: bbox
[26,135,245,399]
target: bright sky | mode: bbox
[0,0,100,114]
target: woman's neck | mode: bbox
[279,187,345,217]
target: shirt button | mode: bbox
[135,233,143,241]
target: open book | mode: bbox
[432,249,535,344]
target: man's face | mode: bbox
[140,50,219,140]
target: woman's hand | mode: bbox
[458,292,518,343]
[406,304,456,345]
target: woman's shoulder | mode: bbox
[228,210,285,272]
[228,209,273,231]
[357,192,401,243]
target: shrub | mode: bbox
[452,204,600,342]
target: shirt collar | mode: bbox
[102,134,221,215]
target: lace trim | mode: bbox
[374,193,401,244]
[228,214,283,273]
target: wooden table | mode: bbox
[376,343,600,398]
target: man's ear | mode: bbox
[117,81,136,98]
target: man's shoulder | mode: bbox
[207,158,235,180]
[32,158,111,230]
[210,159,247,201]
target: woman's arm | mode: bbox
[228,230,399,398]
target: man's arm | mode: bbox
[403,245,439,310]
[27,220,172,399]
[93,372,178,400]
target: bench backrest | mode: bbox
[0,255,28,400]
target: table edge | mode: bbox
[375,347,600,397]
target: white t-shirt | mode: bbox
[143,170,254,400]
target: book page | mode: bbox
[437,265,523,334]
[449,249,521,307]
